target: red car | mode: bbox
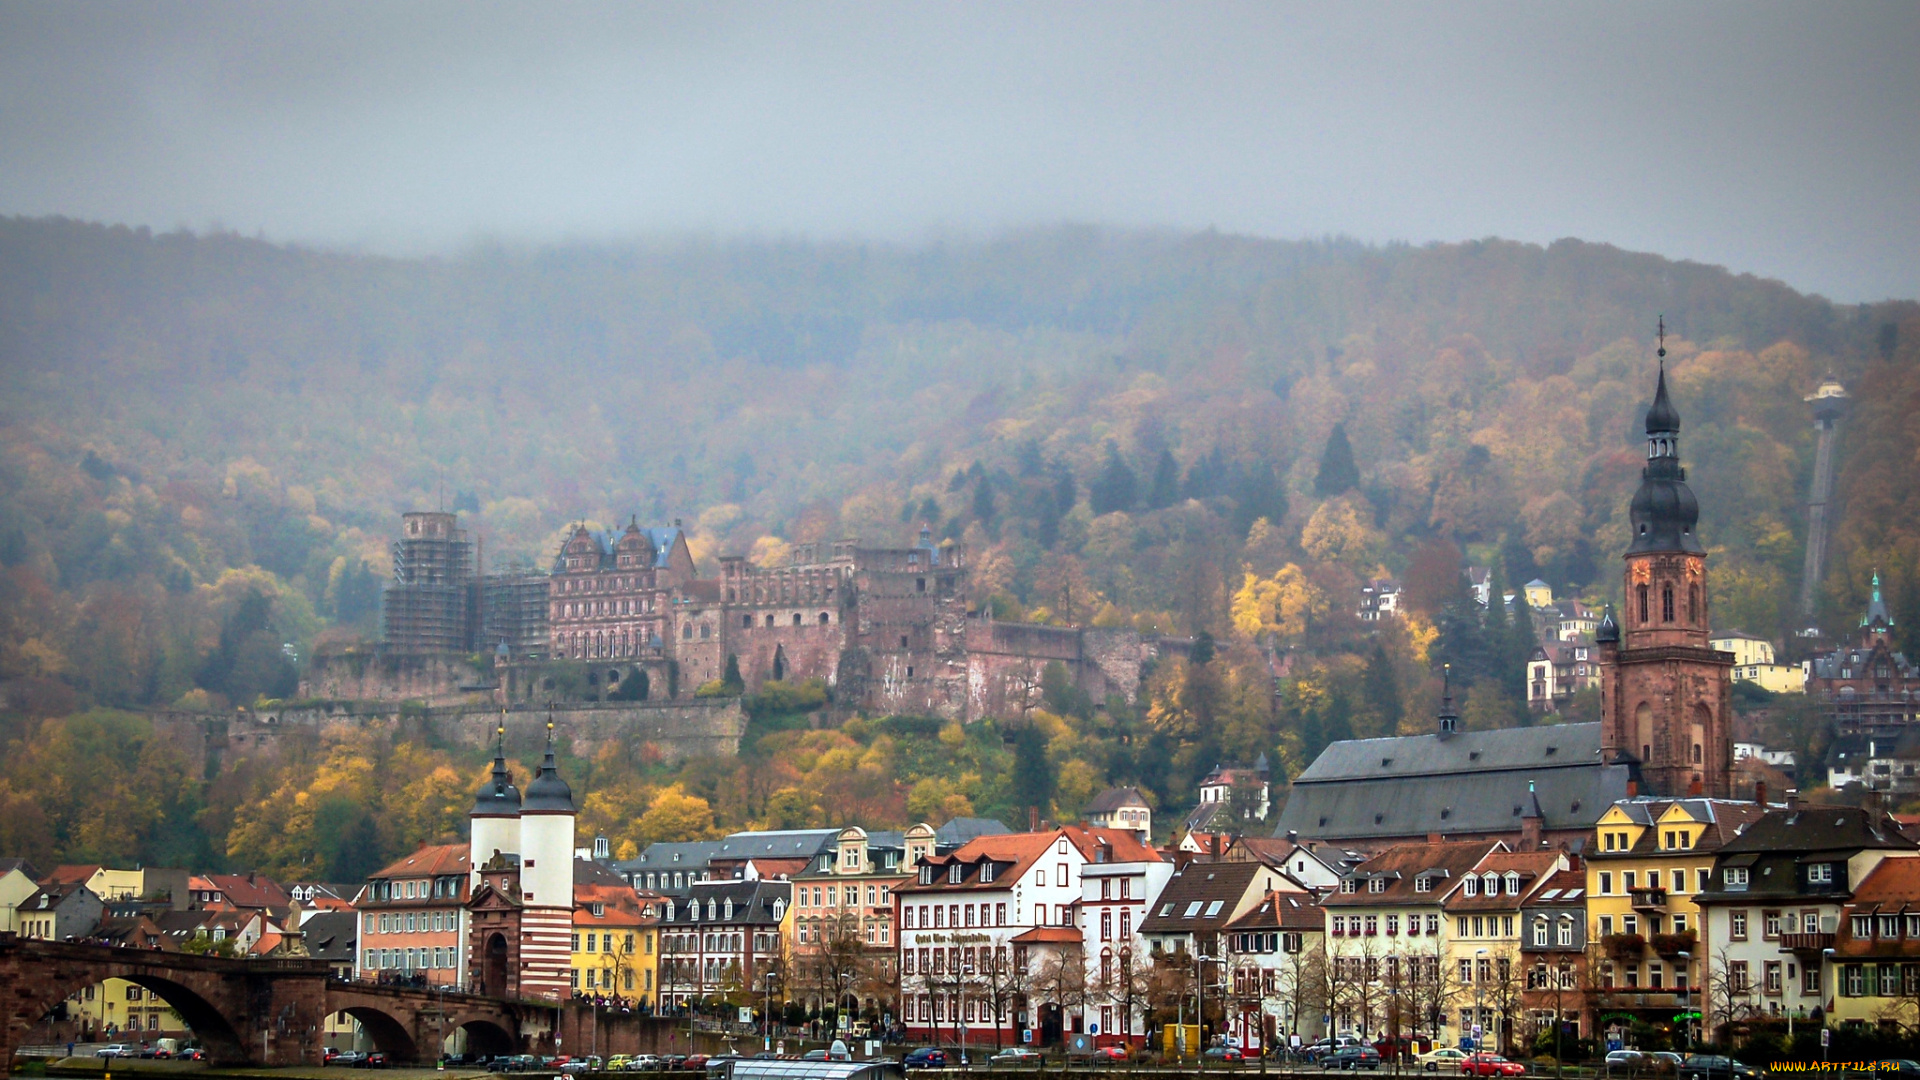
[1462,1053,1526,1077]
[1093,1047,1129,1062]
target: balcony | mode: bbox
[1651,931,1696,957]
[1604,933,1647,959]
[1781,932,1835,952]
[1629,887,1669,911]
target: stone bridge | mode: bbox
[0,934,540,1067]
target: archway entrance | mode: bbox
[480,933,510,998]
[17,973,247,1067]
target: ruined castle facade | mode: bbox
[382,516,1176,721]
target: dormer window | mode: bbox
[1414,876,1432,893]
[1463,877,1478,897]
[920,866,934,885]
[1483,872,1499,894]
[773,899,786,920]
[948,863,963,884]
[590,902,605,917]
[1367,878,1386,894]
[725,898,735,920]
[981,862,996,884]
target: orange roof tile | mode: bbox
[370,843,471,880]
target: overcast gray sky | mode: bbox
[3,2,1917,302]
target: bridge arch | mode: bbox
[449,1015,516,1058]
[10,968,247,1066]
[338,1005,421,1063]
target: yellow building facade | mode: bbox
[1585,799,1765,1043]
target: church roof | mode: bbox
[1275,722,1629,842]
[1645,363,1681,434]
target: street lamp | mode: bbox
[1473,949,1488,1056]
[1196,952,1216,1071]
[1674,952,1692,1053]
[763,969,781,1053]
[960,959,975,1069]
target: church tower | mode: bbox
[1597,340,1735,798]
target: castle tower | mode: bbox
[468,721,521,888]
[1597,347,1735,799]
[515,720,577,1001]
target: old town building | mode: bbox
[353,843,471,986]
[1806,574,1920,732]
[654,879,793,1011]
[1695,800,1917,1029]
[465,723,577,1001]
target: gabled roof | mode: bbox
[713,829,841,861]
[897,831,1059,894]
[618,840,729,873]
[42,864,102,885]
[1277,723,1626,841]
[575,858,630,888]
[1590,798,1768,858]
[1522,867,1589,907]
[658,879,791,927]
[1086,787,1151,814]
[1009,926,1082,944]
[20,882,95,911]
[371,844,471,881]
[301,910,359,962]
[1716,805,1915,857]
[0,858,41,879]
[1138,861,1266,938]
[196,873,292,911]
[1444,850,1566,911]
[1322,840,1505,907]
[936,818,1012,849]
[1223,890,1324,933]
[1843,857,1920,908]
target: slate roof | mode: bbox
[1275,722,1627,842]
[301,909,359,963]
[658,879,791,928]
[0,858,41,879]
[936,818,1012,849]
[1139,861,1266,939]
[1697,804,1916,903]
[1086,787,1150,814]
[714,829,841,861]
[617,840,729,881]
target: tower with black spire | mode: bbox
[1597,326,1735,799]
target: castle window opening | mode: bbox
[917,578,927,593]
[700,624,711,639]
[683,624,693,639]
[743,615,753,628]
[900,636,909,649]
[793,613,802,627]
[1638,584,1649,623]
[1662,583,1674,622]
[819,612,830,625]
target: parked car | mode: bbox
[904,1048,950,1069]
[361,1052,389,1069]
[681,1054,711,1071]
[1418,1048,1470,1072]
[1461,1053,1526,1077]
[1679,1055,1761,1080]
[96,1046,134,1059]
[1322,1046,1382,1071]
[179,1048,207,1062]
[1092,1046,1129,1062]
[1205,1046,1247,1064]
[990,1048,1043,1065]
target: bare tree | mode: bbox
[1031,943,1092,1039]
[1404,934,1458,1047]
[1278,938,1331,1047]
[1482,947,1524,1057]
[1704,945,1757,1044]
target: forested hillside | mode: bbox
[2,216,1916,878]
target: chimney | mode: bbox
[1286,830,1299,844]
[1755,781,1767,806]
[1786,788,1801,811]
[1030,806,1039,832]
[1520,813,1541,850]
[1427,832,1444,845]
[1689,777,1704,797]
[1626,779,1639,797]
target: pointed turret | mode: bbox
[1437,663,1459,738]
[522,719,576,815]
[1596,604,1619,644]
[471,721,521,817]
[1863,570,1894,629]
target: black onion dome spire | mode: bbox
[523,718,576,814]
[1645,363,1681,435]
[1596,604,1619,644]
[472,720,521,816]
[1627,329,1705,556]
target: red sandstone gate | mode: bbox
[0,934,530,1068]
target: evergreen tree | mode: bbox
[1052,469,1078,515]
[1434,569,1492,687]
[917,496,941,524]
[1314,422,1360,496]
[722,654,745,693]
[971,475,997,522]
[1089,443,1138,515]
[1035,494,1061,549]
[1011,722,1055,822]
[1360,641,1404,736]
[1147,450,1180,510]
[1232,461,1287,538]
